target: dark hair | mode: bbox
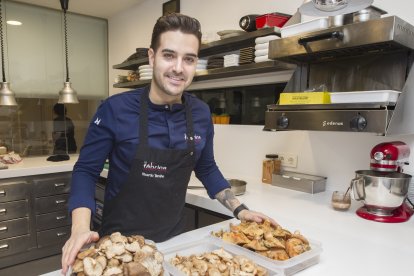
[53,103,66,116]
[150,13,202,52]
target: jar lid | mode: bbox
[266,154,279,159]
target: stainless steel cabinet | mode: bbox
[0,172,72,269]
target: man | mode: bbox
[52,103,77,155]
[61,13,277,274]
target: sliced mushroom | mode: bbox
[110,232,128,244]
[102,266,123,276]
[77,247,97,260]
[83,256,104,276]
[124,262,151,276]
[72,258,84,273]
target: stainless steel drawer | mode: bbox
[0,217,29,240]
[37,226,70,248]
[33,174,71,197]
[0,235,31,258]
[35,194,69,214]
[36,210,71,231]
[0,200,29,222]
[0,180,30,203]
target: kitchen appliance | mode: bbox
[264,16,414,136]
[352,141,413,223]
[239,14,259,32]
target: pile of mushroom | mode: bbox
[170,247,269,276]
[72,232,164,276]
[212,220,311,261]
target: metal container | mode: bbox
[352,170,411,215]
[353,6,387,23]
[328,13,353,27]
[227,179,247,196]
[271,171,326,193]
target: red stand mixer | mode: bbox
[352,141,414,223]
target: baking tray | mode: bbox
[209,224,322,276]
[281,18,329,38]
[330,90,401,104]
[161,238,284,276]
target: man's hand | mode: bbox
[238,209,279,227]
[61,207,98,275]
[61,229,99,275]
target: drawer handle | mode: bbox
[0,244,9,250]
[0,208,6,215]
[55,199,67,205]
[57,232,67,237]
[56,215,67,220]
[0,190,5,196]
[0,226,7,232]
[54,183,66,188]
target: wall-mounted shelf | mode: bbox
[113,61,293,89]
[112,27,281,72]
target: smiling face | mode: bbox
[148,30,199,104]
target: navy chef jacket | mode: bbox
[68,87,230,214]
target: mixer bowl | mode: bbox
[352,170,411,215]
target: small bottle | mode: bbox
[266,154,281,175]
[262,159,274,184]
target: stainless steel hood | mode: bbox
[268,16,414,63]
[264,16,414,136]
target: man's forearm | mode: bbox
[71,207,92,233]
[215,188,241,213]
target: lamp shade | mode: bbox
[58,81,79,104]
[0,82,17,106]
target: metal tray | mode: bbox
[209,224,322,276]
[161,238,283,276]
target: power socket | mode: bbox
[279,153,298,168]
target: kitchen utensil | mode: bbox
[352,170,411,216]
[227,179,247,195]
[353,5,387,23]
[350,141,413,223]
[299,0,373,16]
[331,190,351,211]
[239,14,260,32]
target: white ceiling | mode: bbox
[11,0,145,19]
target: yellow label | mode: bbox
[279,92,331,105]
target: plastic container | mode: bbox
[210,224,322,276]
[161,238,283,276]
[256,13,291,29]
[281,18,329,38]
[330,90,401,104]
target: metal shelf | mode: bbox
[112,27,281,71]
[113,61,293,89]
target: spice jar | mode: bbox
[266,154,281,175]
[262,154,280,184]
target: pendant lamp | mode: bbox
[0,0,17,106]
[58,0,79,104]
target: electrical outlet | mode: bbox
[279,153,298,168]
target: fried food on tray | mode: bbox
[212,220,311,260]
[170,248,269,276]
[71,232,164,276]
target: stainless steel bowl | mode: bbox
[352,170,411,216]
[227,179,247,196]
